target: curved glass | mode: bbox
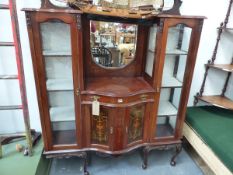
[90,20,137,68]
[156,24,192,138]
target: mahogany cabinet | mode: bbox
[24,5,204,170]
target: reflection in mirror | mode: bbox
[90,20,138,68]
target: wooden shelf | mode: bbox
[198,95,233,110]
[206,64,233,72]
[162,76,182,88]
[50,106,75,122]
[158,101,178,116]
[52,130,76,145]
[43,50,71,56]
[0,4,9,9]
[156,124,174,137]
[83,77,155,97]
[0,42,14,46]
[46,79,73,91]
[166,49,188,55]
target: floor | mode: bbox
[0,139,43,175]
[50,148,204,175]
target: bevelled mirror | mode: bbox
[90,20,138,68]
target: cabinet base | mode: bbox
[45,151,89,175]
[142,142,182,169]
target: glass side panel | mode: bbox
[156,24,192,138]
[128,105,145,144]
[40,21,76,145]
[91,107,109,145]
[145,24,158,77]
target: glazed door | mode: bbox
[152,18,203,141]
[29,13,82,150]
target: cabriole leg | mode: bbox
[170,144,182,166]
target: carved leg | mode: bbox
[170,144,182,166]
[142,147,149,169]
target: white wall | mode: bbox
[0,0,232,133]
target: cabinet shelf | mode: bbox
[162,76,182,88]
[206,64,233,72]
[83,77,155,97]
[0,4,9,9]
[148,49,188,55]
[0,42,14,46]
[158,101,178,116]
[50,106,75,122]
[166,49,188,55]
[46,79,73,91]
[43,50,71,56]
[198,95,233,110]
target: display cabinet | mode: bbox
[24,1,205,174]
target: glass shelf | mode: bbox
[46,79,73,91]
[162,75,182,88]
[166,49,188,55]
[50,106,75,122]
[158,101,178,116]
[43,50,71,56]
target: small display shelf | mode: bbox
[0,42,14,46]
[198,95,233,110]
[43,50,71,56]
[46,79,73,91]
[83,77,155,97]
[206,64,233,72]
[158,101,178,116]
[162,75,182,88]
[50,106,75,122]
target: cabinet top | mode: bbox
[22,7,206,20]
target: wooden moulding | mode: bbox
[198,95,233,110]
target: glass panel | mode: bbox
[145,24,158,77]
[40,21,76,145]
[90,20,137,68]
[156,24,192,138]
[128,105,145,143]
[0,9,13,42]
[91,107,109,145]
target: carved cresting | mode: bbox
[92,110,108,144]
[128,106,144,142]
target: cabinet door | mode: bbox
[124,103,151,147]
[83,105,114,151]
[153,19,203,141]
[30,13,82,150]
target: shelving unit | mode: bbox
[195,0,233,109]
